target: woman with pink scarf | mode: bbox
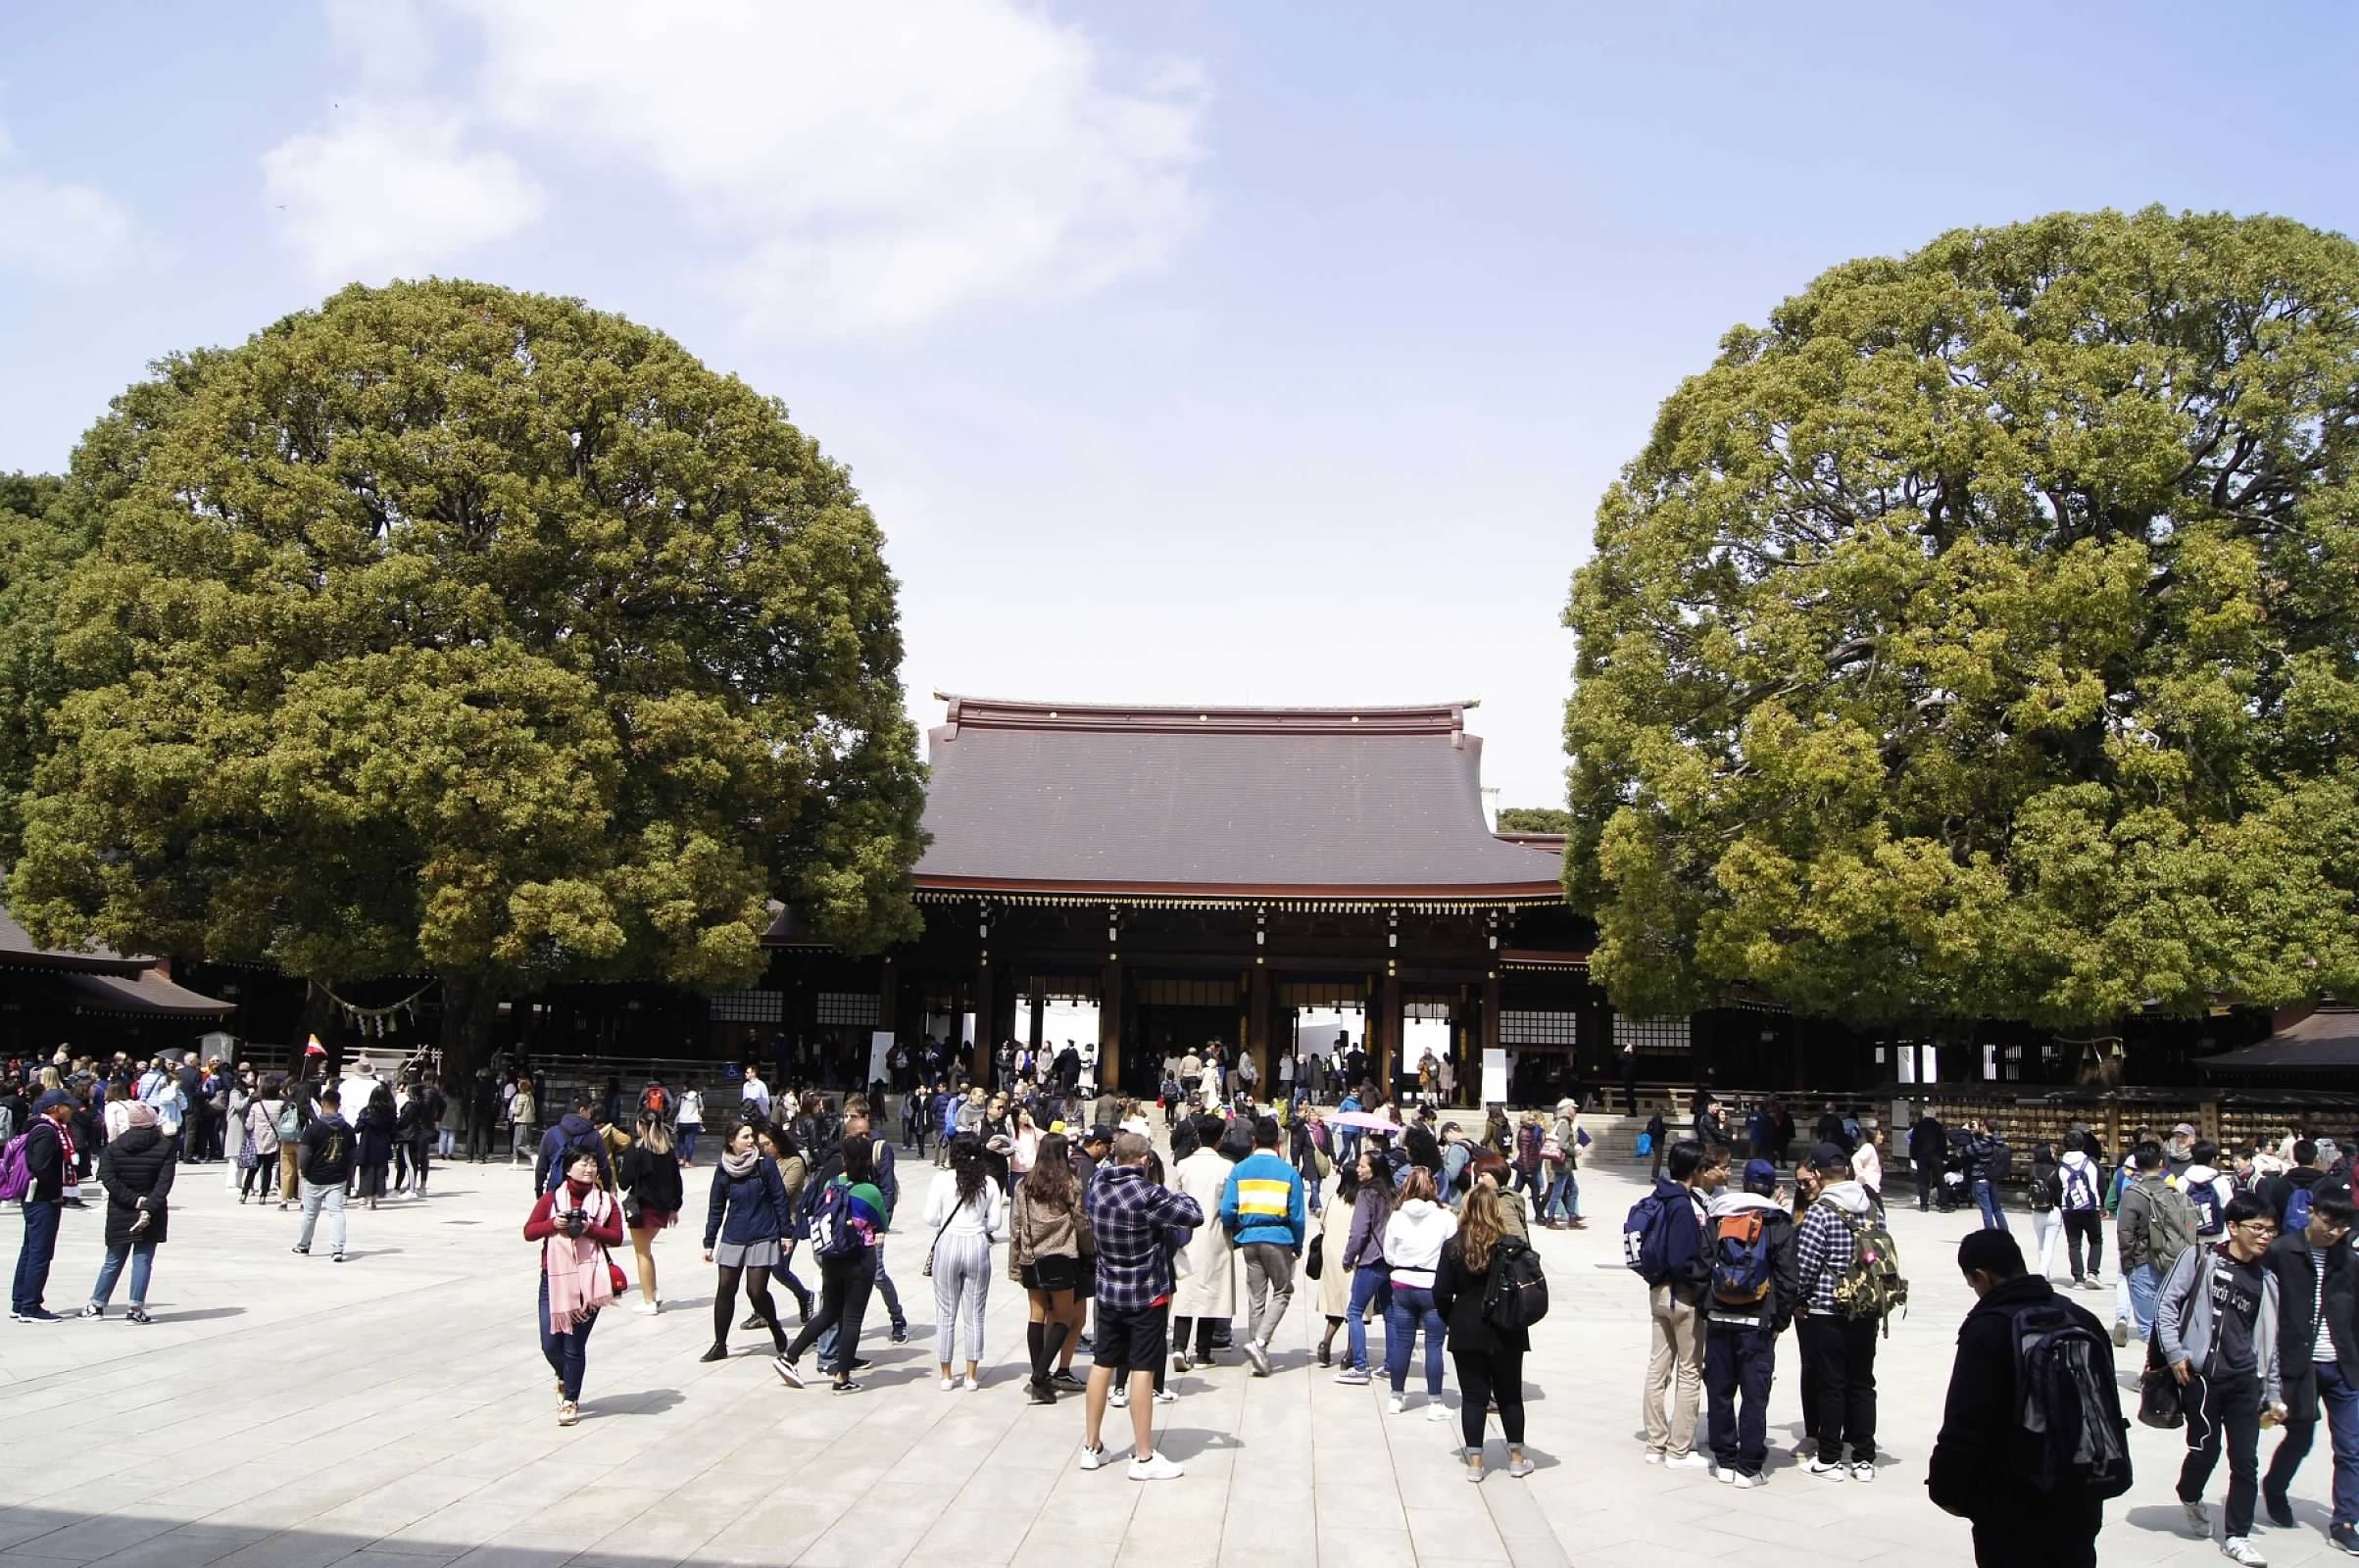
[523,1149,623,1426]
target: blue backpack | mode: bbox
[2283,1182,2316,1237]
[807,1178,862,1261]
[2185,1177,2225,1236]
[1710,1210,1776,1307]
[1623,1191,1676,1285]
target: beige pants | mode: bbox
[278,1144,301,1202]
[1643,1285,1705,1455]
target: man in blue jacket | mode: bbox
[1640,1139,1717,1468]
[1220,1116,1307,1376]
[534,1095,612,1195]
[9,1092,74,1321]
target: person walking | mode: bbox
[2028,1142,2065,1279]
[1963,1120,2009,1233]
[925,1133,1003,1390]
[1929,1229,2124,1567]
[1702,1157,1798,1486]
[1908,1109,1946,1211]
[1434,1184,1535,1483]
[2118,1142,2201,1348]
[776,1138,893,1394]
[9,1092,75,1321]
[291,1088,353,1262]
[2058,1131,2107,1291]
[1334,1146,1393,1384]
[1793,1143,1883,1480]
[1634,1140,1713,1468]
[526,1148,621,1427]
[674,1085,705,1166]
[1077,1130,1203,1480]
[1381,1166,1456,1419]
[508,1073,538,1167]
[80,1101,175,1322]
[1220,1114,1306,1377]
[1315,1145,1364,1368]
[2157,1194,2285,1565]
[616,1114,682,1315]
[700,1122,795,1364]
[1543,1099,1584,1230]
[749,1124,814,1326]
[1169,1113,1240,1372]
[1009,1131,1093,1402]
[2259,1187,2358,1554]
[239,1076,285,1206]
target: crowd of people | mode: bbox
[10,1037,2359,1561]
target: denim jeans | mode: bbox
[677,1125,700,1164]
[1704,1321,1777,1475]
[2266,1360,2359,1526]
[538,1274,598,1401]
[296,1179,347,1254]
[2126,1262,2162,1341]
[11,1200,60,1313]
[1344,1263,1387,1372]
[1545,1169,1580,1222]
[1972,1178,2007,1232]
[1384,1285,1445,1396]
[90,1241,156,1308]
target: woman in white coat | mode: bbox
[1168,1112,1239,1371]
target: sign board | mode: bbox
[868,1031,897,1088]
[1482,1048,1508,1105]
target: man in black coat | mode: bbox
[1908,1111,1947,1211]
[2259,1185,2358,1551]
[1930,1228,2119,1567]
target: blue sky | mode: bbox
[5,1,2355,808]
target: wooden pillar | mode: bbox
[970,964,995,1085]
[1378,971,1401,1100]
[1099,959,1124,1093]
[877,956,897,1036]
[1481,968,1500,1075]
[1026,976,1046,1054]
[1248,962,1272,1092]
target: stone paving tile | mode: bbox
[3,1145,2351,1565]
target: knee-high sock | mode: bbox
[1043,1319,1071,1370]
[1026,1320,1048,1381]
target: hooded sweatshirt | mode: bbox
[1380,1199,1458,1290]
[1703,1189,1800,1332]
[535,1112,612,1196]
[2057,1149,2103,1212]
[1794,1179,1872,1315]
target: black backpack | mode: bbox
[2009,1299,2133,1501]
[1482,1238,1550,1334]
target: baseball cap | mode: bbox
[1085,1125,1113,1146]
[1744,1158,1778,1186]
[2173,1123,2197,1137]
[32,1089,73,1114]
[1808,1142,1850,1170]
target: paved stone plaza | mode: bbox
[0,1145,2347,1567]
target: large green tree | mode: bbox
[9,279,925,1066]
[0,471,98,859]
[1497,807,1574,833]
[1564,208,2359,1029]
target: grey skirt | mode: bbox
[713,1239,781,1270]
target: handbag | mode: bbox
[2138,1323,2187,1429]
[1634,1131,1654,1158]
[1305,1233,1324,1281]
[1540,1136,1565,1163]
[919,1205,959,1277]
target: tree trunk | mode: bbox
[437,972,502,1086]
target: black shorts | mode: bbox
[1094,1303,1169,1376]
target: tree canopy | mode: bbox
[8,279,925,1056]
[1496,807,1573,833]
[0,471,96,860]
[1563,208,2359,1029]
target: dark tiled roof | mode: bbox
[0,904,150,975]
[2198,1008,2359,1072]
[912,697,1564,900]
[55,968,236,1018]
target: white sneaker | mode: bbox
[1731,1471,1764,1490]
[1427,1402,1449,1422]
[1848,1460,1875,1482]
[1244,1341,1271,1376]
[1807,1459,1847,1481]
[940,1377,956,1391]
[1108,1389,1129,1408]
[1154,1388,1176,1405]
[1128,1451,1185,1482]
[1643,1451,1665,1465]
[2221,1538,2268,1567]
[1664,1451,1710,1471]
[1079,1443,1120,1472]
[1389,1395,1406,1415]
[631,1301,660,1316]
[2185,1499,2213,1536]
[1172,1349,1192,1373]
[963,1374,982,1392]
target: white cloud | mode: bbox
[0,172,139,277]
[262,101,545,284]
[456,0,1207,333]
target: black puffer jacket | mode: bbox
[98,1125,176,1248]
